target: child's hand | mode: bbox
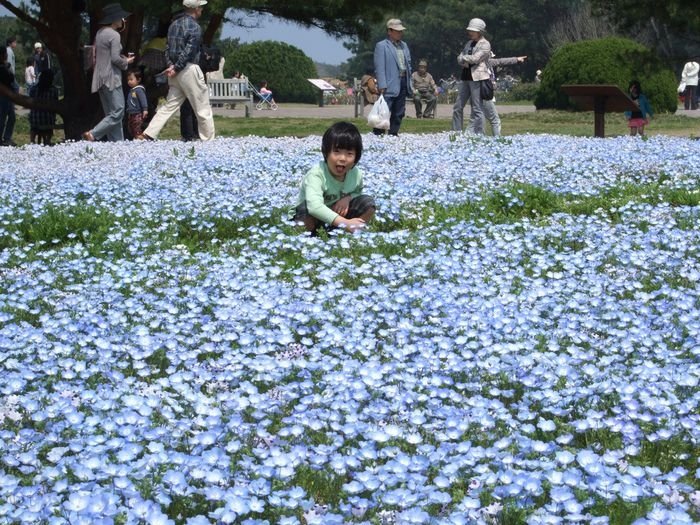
[331,196,351,217]
[142,110,148,118]
[341,217,366,233]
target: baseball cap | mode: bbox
[183,0,207,7]
[386,19,406,31]
[34,42,43,49]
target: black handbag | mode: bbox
[480,79,494,101]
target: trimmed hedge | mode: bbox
[226,41,318,103]
[535,37,677,113]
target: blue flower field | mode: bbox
[1,132,699,524]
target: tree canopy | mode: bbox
[0,0,420,139]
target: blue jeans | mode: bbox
[0,96,16,143]
[374,75,408,136]
[91,86,125,141]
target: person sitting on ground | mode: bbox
[29,69,58,145]
[293,121,376,235]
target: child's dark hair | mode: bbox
[260,80,268,87]
[26,57,34,67]
[128,69,143,83]
[322,122,363,164]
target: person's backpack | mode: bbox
[199,46,221,74]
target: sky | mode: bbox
[222,11,353,65]
[0,4,354,65]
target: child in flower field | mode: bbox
[625,80,653,136]
[125,69,148,139]
[293,121,376,234]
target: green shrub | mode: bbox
[226,41,318,103]
[498,82,539,103]
[535,37,677,113]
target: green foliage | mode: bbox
[535,37,678,113]
[227,40,318,103]
[497,81,539,103]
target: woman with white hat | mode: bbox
[451,18,491,133]
[83,3,135,141]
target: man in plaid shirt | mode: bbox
[140,0,214,141]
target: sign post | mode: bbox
[561,85,639,138]
[307,79,338,108]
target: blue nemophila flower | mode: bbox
[1,134,700,521]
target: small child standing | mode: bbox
[293,121,376,234]
[125,69,148,139]
[625,80,653,136]
[28,69,58,145]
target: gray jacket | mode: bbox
[91,26,128,93]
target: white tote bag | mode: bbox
[367,94,390,130]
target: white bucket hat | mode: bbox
[466,18,486,33]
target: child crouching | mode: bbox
[293,121,375,234]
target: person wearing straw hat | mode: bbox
[373,18,413,136]
[82,3,135,141]
[139,0,215,141]
[451,17,491,133]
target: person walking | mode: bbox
[373,18,413,136]
[681,57,699,110]
[82,3,135,142]
[0,46,17,146]
[139,0,215,141]
[451,18,491,133]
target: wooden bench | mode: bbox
[207,79,254,117]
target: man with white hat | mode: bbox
[373,18,413,136]
[140,0,215,141]
[452,17,491,133]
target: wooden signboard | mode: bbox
[561,84,640,138]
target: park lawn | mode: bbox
[6,108,700,145]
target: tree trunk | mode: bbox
[0,0,103,140]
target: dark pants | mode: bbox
[374,76,407,136]
[180,99,199,141]
[685,85,698,110]
[0,96,16,144]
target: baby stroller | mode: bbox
[250,82,278,110]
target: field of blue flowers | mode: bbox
[1,132,700,525]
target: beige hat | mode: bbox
[183,0,207,7]
[386,19,406,31]
[466,18,486,33]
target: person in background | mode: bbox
[625,80,653,136]
[5,36,16,75]
[0,46,16,146]
[33,42,51,78]
[411,59,438,118]
[467,53,527,136]
[29,70,58,145]
[360,68,379,113]
[373,18,413,136]
[139,0,215,141]
[24,57,36,94]
[180,99,198,140]
[452,17,491,133]
[125,69,148,139]
[259,80,274,103]
[82,3,135,142]
[680,57,699,111]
